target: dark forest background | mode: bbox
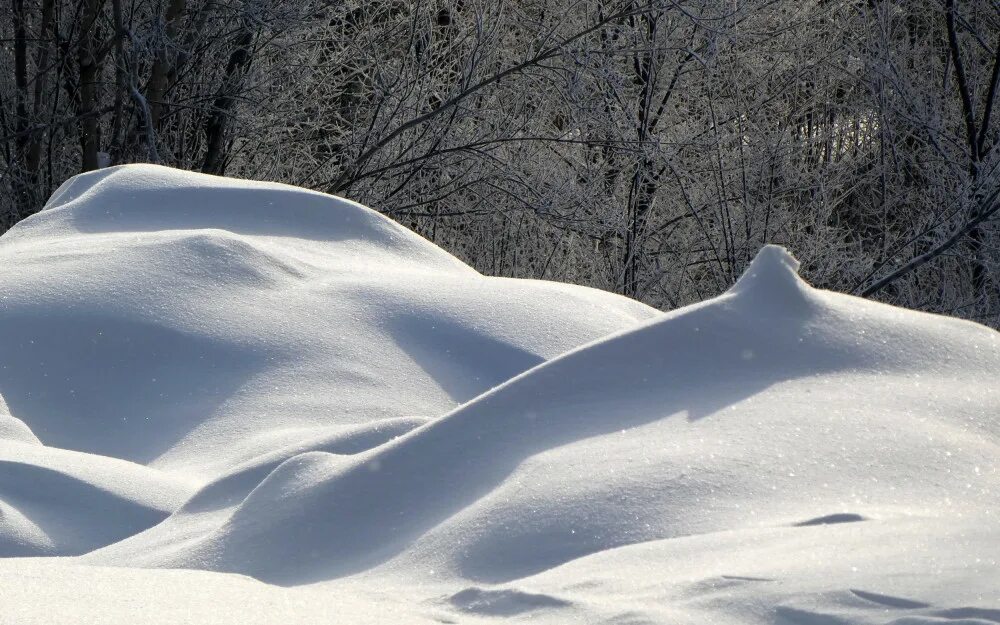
[2,0,999,324]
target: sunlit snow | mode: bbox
[0,165,996,624]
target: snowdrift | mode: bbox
[0,165,996,624]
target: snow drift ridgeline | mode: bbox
[0,165,997,624]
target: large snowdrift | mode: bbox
[0,165,996,624]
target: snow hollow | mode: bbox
[0,165,997,624]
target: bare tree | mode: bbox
[0,0,997,324]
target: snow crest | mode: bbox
[725,244,815,316]
[0,395,39,445]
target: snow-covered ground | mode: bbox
[0,165,996,624]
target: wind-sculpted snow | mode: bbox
[0,395,38,445]
[0,165,652,474]
[0,165,996,624]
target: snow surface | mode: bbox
[0,164,997,624]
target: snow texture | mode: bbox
[0,164,997,624]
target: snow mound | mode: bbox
[25,164,468,273]
[1,166,997,624]
[0,164,654,472]
[90,241,999,590]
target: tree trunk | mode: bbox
[201,27,255,175]
[146,0,186,144]
[10,0,37,219]
[77,0,106,172]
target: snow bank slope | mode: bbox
[0,440,189,556]
[1,166,996,624]
[91,245,999,596]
